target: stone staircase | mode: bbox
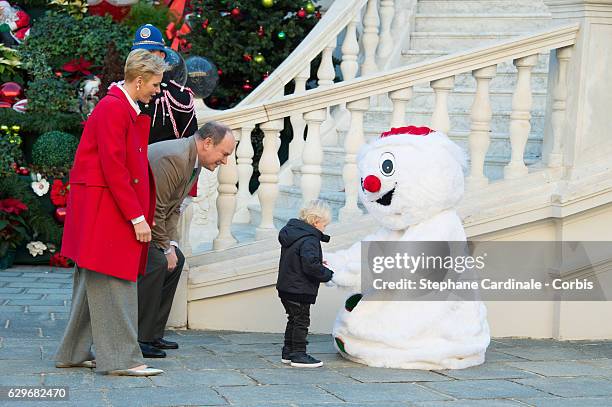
[247,0,554,227]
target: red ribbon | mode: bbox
[166,21,191,51]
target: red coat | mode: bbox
[61,86,156,281]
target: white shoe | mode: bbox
[108,367,163,376]
[281,358,291,364]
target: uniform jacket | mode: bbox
[276,218,334,304]
[61,86,156,282]
[147,136,201,251]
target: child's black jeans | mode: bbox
[281,298,311,355]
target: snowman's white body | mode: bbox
[325,128,490,370]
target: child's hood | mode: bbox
[278,218,330,248]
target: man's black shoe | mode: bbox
[152,338,179,350]
[290,353,323,368]
[139,342,166,358]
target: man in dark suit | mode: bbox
[137,121,236,357]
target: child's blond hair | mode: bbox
[299,200,331,226]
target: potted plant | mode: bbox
[0,197,31,269]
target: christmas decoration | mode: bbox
[50,253,71,268]
[0,1,30,46]
[185,56,220,99]
[17,166,28,176]
[26,241,47,257]
[297,7,306,19]
[206,25,214,35]
[0,82,22,105]
[305,1,315,14]
[54,207,67,224]
[231,7,241,18]
[315,11,321,19]
[325,126,490,370]
[12,99,26,113]
[78,76,101,116]
[87,0,137,22]
[62,57,94,81]
[242,80,253,92]
[263,71,270,80]
[49,0,88,20]
[188,0,320,108]
[31,173,49,197]
[164,47,188,86]
[50,179,70,207]
[217,69,223,76]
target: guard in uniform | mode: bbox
[131,24,197,359]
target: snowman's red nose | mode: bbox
[363,175,381,193]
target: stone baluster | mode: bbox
[318,39,337,87]
[389,87,413,127]
[430,76,454,134]
[361,0,380,76]
[341,16,360,80]
[301,109,327,204]
[547,46,572,168]
[391,0,409,33]
[466,65,497,189]
[256,119,283,239]
[234,124,255,223]
[288,67,310,174]
[213,145,238,250]
[339,98,370,221]
[504,55,538,179]
[377,0,395,64]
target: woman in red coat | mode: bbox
[55,49,167,376]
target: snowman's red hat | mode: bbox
[380,126,435,138]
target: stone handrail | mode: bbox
[201,23,579,249]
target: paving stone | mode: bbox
[305,340,337,354]
[27,305,70,313]
[91,374,154,389]
[242,368,357,385]
[215,384,340,404]
[26,288,72,294]
[42,372,95,389]
[435,363,539,380]
[0,345,43,360]
[8,299,66,306]
[0,272,24,277]
[0,374,43,386]
[496,346,594,361]
[514,376,612,397]
[515,397,612,407]
[176,354,229,370]
[0,359,59,375]
[0,294,41,301]
[221,354,278,369]
[415,400,524,406]
[320,382,452,403]
[422,379,547,399]
[221,332,285,344]
[105,385,227,406]
[334,367,451,383]
[0,287,25,294]
[29,273,73,279]
[507,360,612,377]
[29,390,108,407]
[576,343,612,359]
[151,369,253,386]
[44,294,73,300]
[0,277,39,283]
[296,403,410,407]
[581,359,612,370]
[7,282,65,288]
[485,350,528,362]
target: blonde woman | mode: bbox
[276,200,335,368]
[56,50,166,376]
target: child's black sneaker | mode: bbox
[290,353,323,368]
[281,346,291,364]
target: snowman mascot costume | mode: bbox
[325,125,490,370]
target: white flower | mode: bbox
[26,241,47,257]
[31,173,50,196]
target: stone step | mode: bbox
[417,0,550,14]
[410,32,525,50]
[414,14,551,32]
[364,107,545,135]
[292,164,345,192]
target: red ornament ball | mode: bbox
[208,96,220,108]
[201,18,209,29]
[18,166,29,176]
[54,207,67,224]
[0,82,23,105]
[242,80,253,92]
[231,7,241,17]
[257,25,265,38]
[297,8,306,19]
[315,11,322,19]
[243,53,252,62]
[217,69,223,76]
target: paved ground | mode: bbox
[1,266,612,406]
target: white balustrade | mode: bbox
[213,148,238,250]
[389,87,413,127]
[547,46,572,168]
[466,65,497,189]
[341,16,360,81]
[318,39,337,87]
[288,67,310,170]
[234,125,255,223]
[430,76,455,134]
[256,120,283,239]
[361,0,380,76]
[504,54,538,179]
[301,109,327,204]
[377,0,394,64]
[339,97,370,221]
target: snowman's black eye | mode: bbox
[379,152,395,176]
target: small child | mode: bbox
[276,200,334,368]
